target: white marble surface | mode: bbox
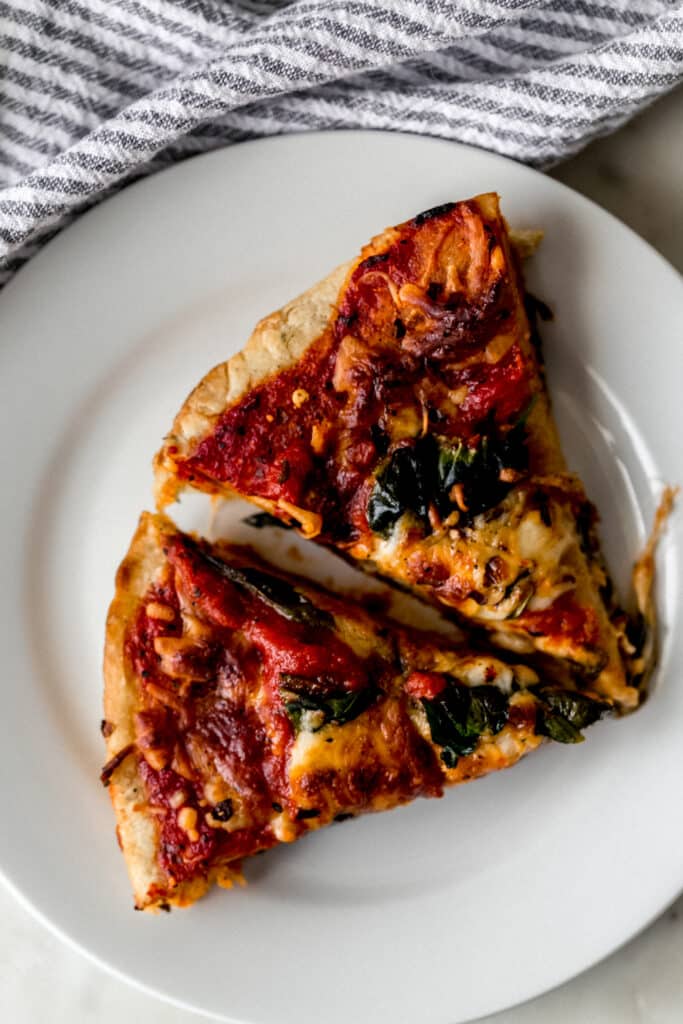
[2,85,682,1024]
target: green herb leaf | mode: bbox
[366,438,436,536]
[281,675,380,733]
[435,422,528,520]
[437,441,477,496]
[201,551,334,630]
[366,423,530,537]
[539,713,584,744]
[421,680,509,768]
[535,688,611,744]
[466,685,509,735]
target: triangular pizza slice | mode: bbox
[154,194,641,711]
[103,513,612,910]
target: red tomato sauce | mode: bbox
[405,671,448,700]
[124,536,375,883]
[178,203,533,542]
[520,593,601,647]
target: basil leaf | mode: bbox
[421,680,509,768]
[201,551,334,630]
[367,423,529,536]
[437,440,477,496]
[243,512,294,530]
[367,437,436,536]
[539,713,584,744]
[466,685,509,735]
[535,688,611,744]
[283,695,326,733]
[436,423,528,519]
[281,676,380,732]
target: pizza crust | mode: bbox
[103,512,242,911]
[154,261,352,507]
[103,513,165,908]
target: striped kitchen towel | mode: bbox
[1,0,681,284]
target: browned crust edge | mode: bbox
[102,512,242,912]
[153,260,353,507]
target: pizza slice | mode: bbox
[103,513,612,911]
[154,194,643,711]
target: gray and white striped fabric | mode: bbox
[1,0,681,284]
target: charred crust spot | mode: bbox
[359,252,390,271]
[412,202,456,226]
[100,719,114,738]
[394,317,406,340]
[212,798,234,822]
[334,812,354,823]
[271,801,283,813]
[426,281,442,302]
[296,807,321,820]
[100,743,135,787]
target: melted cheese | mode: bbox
[288,721,369,780]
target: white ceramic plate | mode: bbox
[1,132,681,1024]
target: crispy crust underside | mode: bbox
[103,512,242,911]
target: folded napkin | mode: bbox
[1,0,681,284]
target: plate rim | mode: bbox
[1,128,682,1024]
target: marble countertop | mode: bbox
[2,84,682,1024]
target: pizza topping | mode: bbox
[367,438,433,535]
[291,388,310,408]
[366,423,529,538]
[417,674,611,767]
[177,806,200,843]
[533,687,612,744]
[434,421,528,519]
[280,674,381,733]
[211,798,234,822]
[404,671,447,700]
[145,601,176,622]
[199,549,334,631]
[519,593,600,647]
[417,678,510,768]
